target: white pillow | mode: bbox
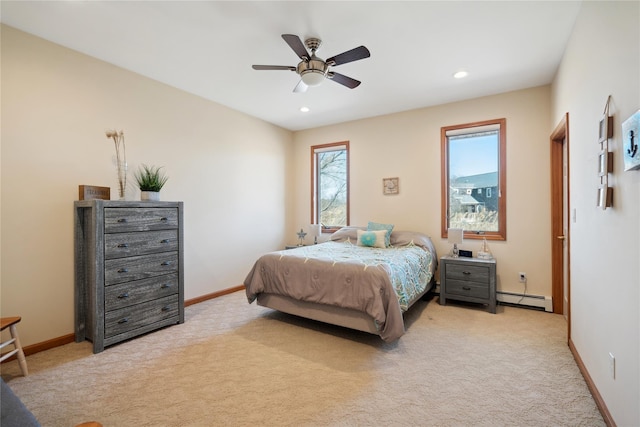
[367,221,394,247]
[356,229,387,248]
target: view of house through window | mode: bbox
[311,141,349,230]
[441,119,506,240]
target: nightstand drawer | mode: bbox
[445,279,490,299]
[445,263,490,284]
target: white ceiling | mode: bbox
[1,1,582,131]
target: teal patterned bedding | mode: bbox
[244,231,436,341]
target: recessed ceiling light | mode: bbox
[300,106,310,113]
[453,70,468,79]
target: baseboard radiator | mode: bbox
[497,291,553,312]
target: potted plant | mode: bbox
[134,164,169,201]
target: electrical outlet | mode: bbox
[519,272,527,283]
[609,353,615,379]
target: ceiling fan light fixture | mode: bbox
[300,70,325,86]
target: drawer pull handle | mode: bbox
[160,217,168,222]
[118,268,129,273]
[161,261,171,266]
[118,317,129,324]
[117,292,129,299]
[161,283,171,289]
[161,306,171,312]
[117,218,128,223]
[462,271,471,275]
[160,239,170,244]
[117,243,129,248]
[462,286,471,291]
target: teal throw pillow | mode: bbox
[367,221,394,247]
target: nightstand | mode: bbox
[439,256,497,313]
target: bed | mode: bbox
[243,226,437,341]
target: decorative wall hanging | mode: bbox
[622,110,640,171]
[383,177,399,195]
[597,96,613,209]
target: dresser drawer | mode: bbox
[445,279,490,299]
[445,263,490,284]
[105,252,178,285]
[105,273,179,310]
[104,229,178,259]
[104,208,178,233]
[105,295,179,338]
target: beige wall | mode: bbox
[551,2,639,425]
[0,25,294,347]
[292,86,553,299]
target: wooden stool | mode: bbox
[0,316,28,376]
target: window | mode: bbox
[441,118,506,240]
[311,141,349,231]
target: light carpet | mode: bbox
[1,291,604,426]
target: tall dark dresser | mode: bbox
[74,200,184,353]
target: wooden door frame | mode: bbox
[550,113,570,337]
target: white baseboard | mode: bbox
[497,291,553,312]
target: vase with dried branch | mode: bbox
[105,130,127,199]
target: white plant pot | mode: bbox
[141,191,160,201]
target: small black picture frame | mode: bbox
[459,249,473,258]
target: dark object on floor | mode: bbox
[0,377,40,427]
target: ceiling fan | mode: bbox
[252,34,370,93]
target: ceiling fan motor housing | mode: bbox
[298,58,328,86]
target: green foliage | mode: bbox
[134,164,169,192]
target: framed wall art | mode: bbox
[597,186,613,209]
[622,110,640,171]
[599,113,613,143]
[597,96,613,209]
[597,150,613,177]
[383,177,399,195]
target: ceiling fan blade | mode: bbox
[326,46,370,66]
[282,34,309,60]
[252,65,296,71]
[293,80,308,93]
[328,72,361,89]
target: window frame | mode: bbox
[441,118,507,241]
[310,141,350,233]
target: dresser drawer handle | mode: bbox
[462,286,472,291]
[160,239,170,244]
[462,271,471,275]
[117,243,129,248]
[117,268,129,273]
[117,292,129,299]
[160,217,168,222]
[161,261,171,266]
[161,283,172,289]
[161,306,171,312]
[118,317,129,324]
[117,218,128,223]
